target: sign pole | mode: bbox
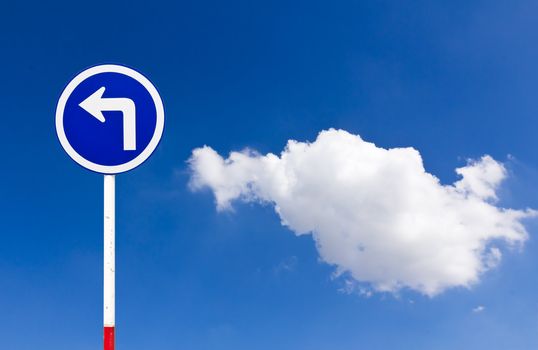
[104,175,115,350]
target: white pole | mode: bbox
[104,175,115,350]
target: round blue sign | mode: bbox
[56,65,164,174]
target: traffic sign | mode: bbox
[55,64,165,350]
[56,64,164,174]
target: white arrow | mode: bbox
[79,86,137,151]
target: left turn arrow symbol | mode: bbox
[79,87,137,151]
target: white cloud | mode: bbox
[273,256,298,275]
[455,156,506,201]
[188,129,536,296]
[472,305,486,313]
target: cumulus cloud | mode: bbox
[188,129,535,296]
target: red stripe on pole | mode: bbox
[104,326,115,350]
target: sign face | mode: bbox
[56,64,164,174]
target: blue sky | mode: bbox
[1,0,538,349]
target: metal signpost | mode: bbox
[55,64,164,350]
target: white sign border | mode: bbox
[56,64,165,174]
